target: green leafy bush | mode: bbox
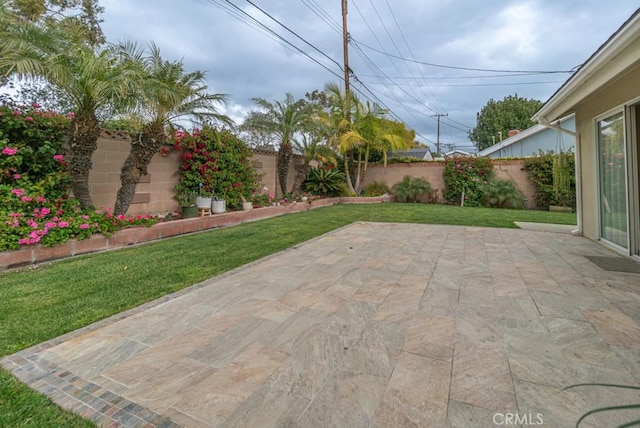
[481,179,525,209]
[392,176,432,203]
[303,167,346,197]
[174,127,261,210]
[443,156,493,206]
[363,181,390,196]
[524,151,575,209]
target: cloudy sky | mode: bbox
[100,0,638,152]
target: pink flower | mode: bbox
[56,210,63,215]
[12,110,21,116]
[31,103,40,109]
[81,214,89,220]
[58,221,69,228]
[45,221,57,229]
[27,219,38,229]
[36,196,46,203]
[116,214,126,221]
[9,212,20,218]
[66,112,75,118]
[21,196,33,203]
[40,207,51,216]
[2,147,18,156]
[79,223,90,229]
[25,116,34,122]
[13,174,21,179]
[53,154,65,162]
[29,230,39,239]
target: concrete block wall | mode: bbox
[363,159,538,208]
[89,132,303,215]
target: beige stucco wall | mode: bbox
[572,60,640,241]
[88,132,302,215]
[364,159,538,208]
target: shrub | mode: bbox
[363,181,390,196]
[481,179,525,209]
[443,156,493,206]
[303,168,346,197]
[392,176,432,203]
[524,151,575,209]
[174,127,261,210]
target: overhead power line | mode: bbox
[354,39,575,74]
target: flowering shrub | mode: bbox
[524,151,576,209]
[0,101,156,251]
[0,186,155,250]
[0,102,70,192]
[442,156,493,207]
[174,127,261,210]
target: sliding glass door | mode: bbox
[597,112,628,249]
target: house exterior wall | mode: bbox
[363,159,538,208]
[88,132,301,215]
[486,117,576,159]
[572,60,640,242]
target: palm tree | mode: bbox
[112,42,232,215]
[0,12,136,208]
[243,93,312,194]
[322,82,359,194]
[323,82,414,194]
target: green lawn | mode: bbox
[0,203,576,427]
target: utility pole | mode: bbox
[431,113,448,155]
[342,0,350,122]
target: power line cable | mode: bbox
[354,39,575,74]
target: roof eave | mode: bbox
[533,8,640,123]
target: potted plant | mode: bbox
[240,194,253,210]
[196,187,213,211]
[175,187,198,218]
[211,197,226,214]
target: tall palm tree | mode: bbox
[0,11,135,208]
[113,42,232,215]
[323,82,413,194]
[322,82,359,194]
[242,93,311,194]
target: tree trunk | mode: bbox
[356,148,371,195]
[277,141,292,194]
[67,112,101,209]
[114,124,164,215]
[343,152,356,194]
[353,150,364,194]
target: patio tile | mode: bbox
[3,223,639,428]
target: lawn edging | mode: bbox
[0,195,394,271]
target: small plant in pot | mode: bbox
[175,186,198,219]
[196,185,213,210]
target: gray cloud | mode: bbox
[101,0,638,150]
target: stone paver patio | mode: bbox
[2,222,640,427]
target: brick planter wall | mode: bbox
[0,196,394,271]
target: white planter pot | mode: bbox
[196,196,212,209]
[212,200,226,214]
[242,201,253,211]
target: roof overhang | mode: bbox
[533,9,640,124]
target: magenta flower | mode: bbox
[79,223,90,229]
[36,196,46,203]
[81,214,89,220]
[45,221,57,229]
[2,147,18,156]
[13,174,21,179]
[25,116,34,122]
[21,196,33,203]
[53,154,65,162]
[58,221,69,228]
[27,219,38,229]
[41,207,51,216]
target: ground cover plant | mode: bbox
[0,203,576,427]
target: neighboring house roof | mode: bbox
[390,148,434,160]
[477,114,575,157]
[445,149,470,157]
[533,8,640,122]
